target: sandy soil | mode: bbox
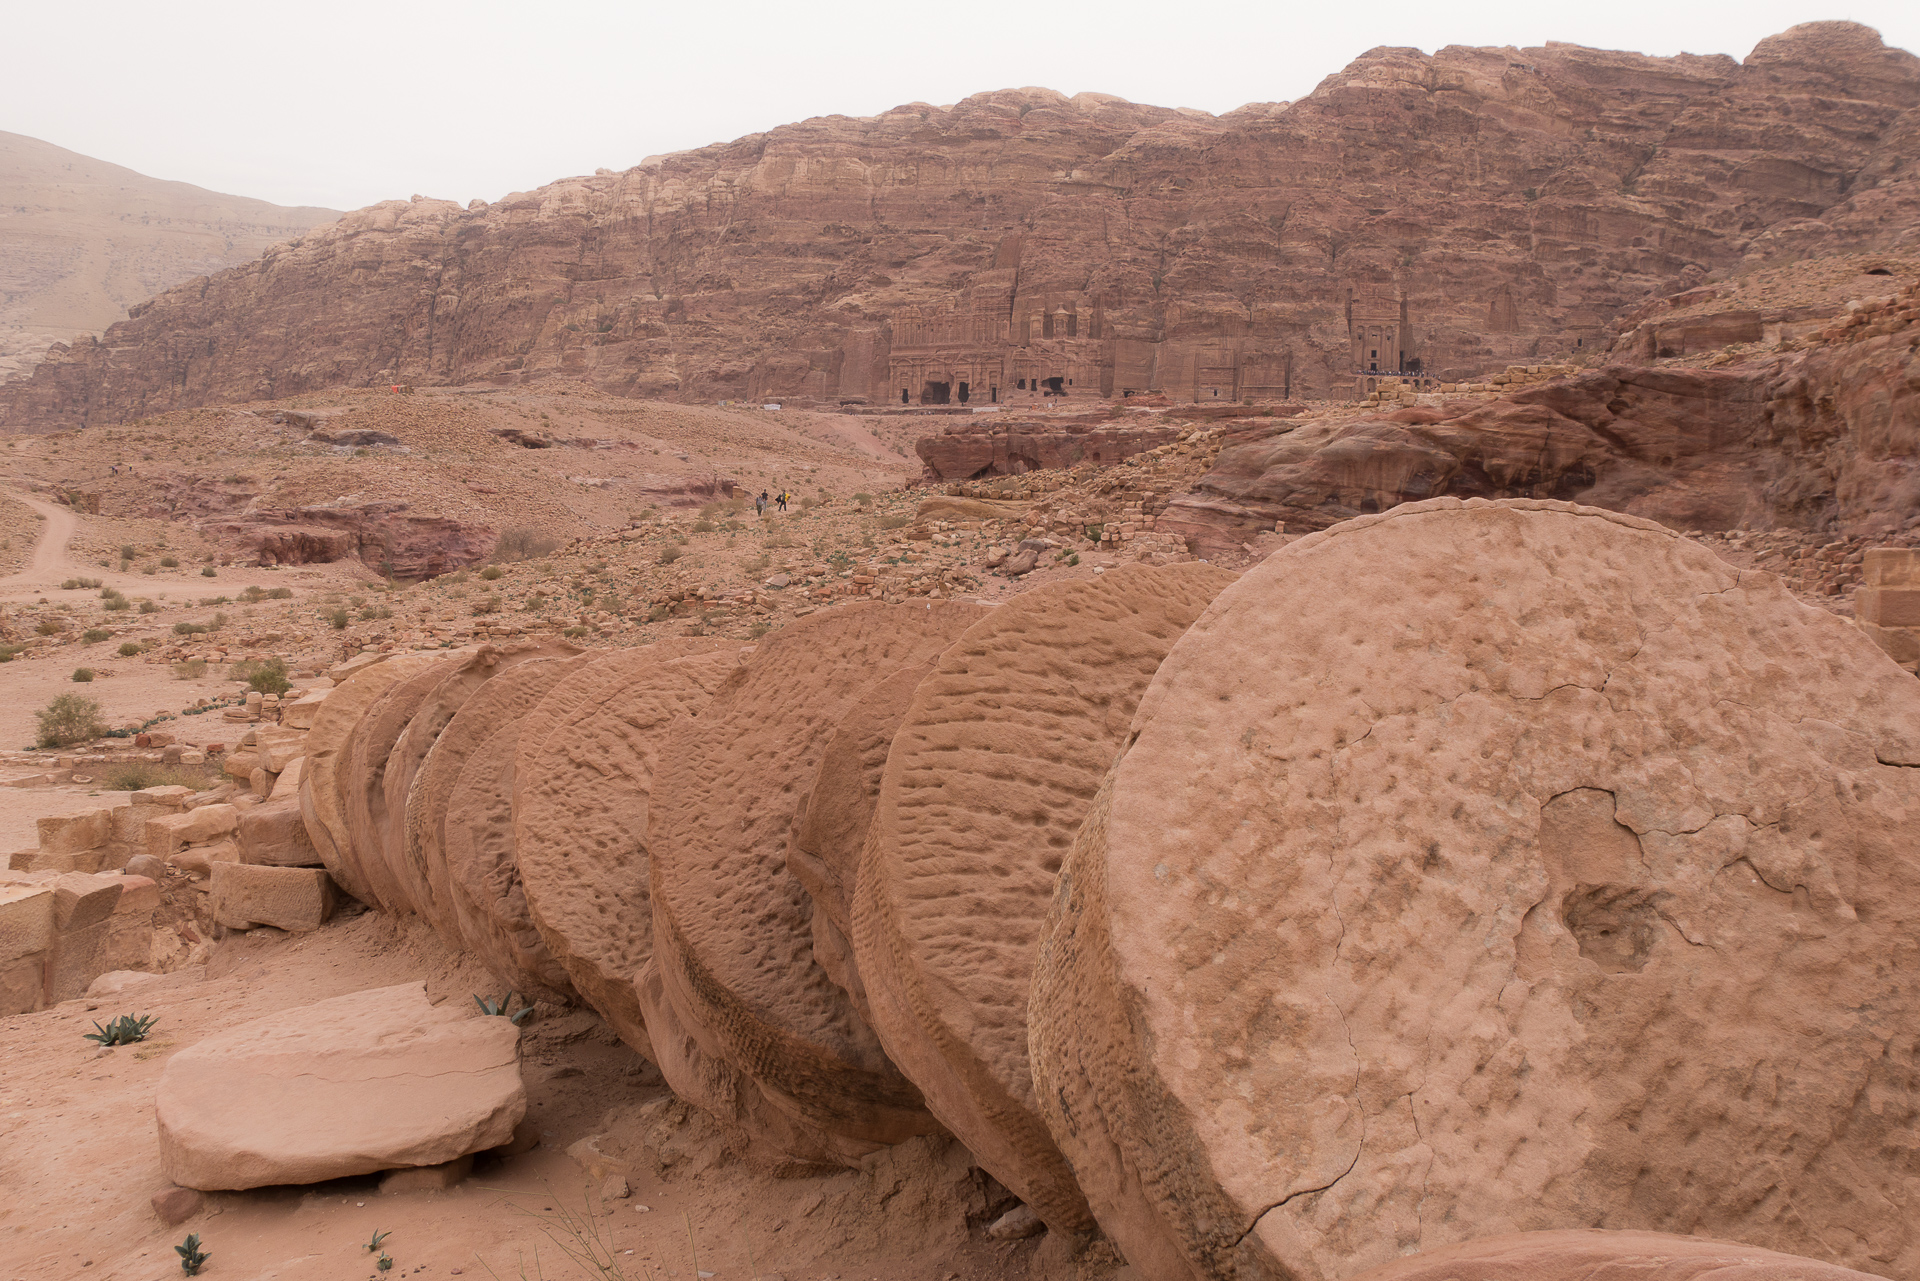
[0,911,1058,1281]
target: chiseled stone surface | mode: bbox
[1343,1231,1889,1281]
[157,981,524,1190]
[1031,498,1920,1281]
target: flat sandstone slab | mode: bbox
[156,981,525,1190]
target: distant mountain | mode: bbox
[0,131,338,381]
[3,22,1917,433]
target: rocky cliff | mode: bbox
[2,22,1916,433]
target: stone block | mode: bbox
[0,883,54,962]
[144,805,239,859]
[1853,585,1920,627]
[223,753,257,783]
[10,847,110,874]
[132,785,193,810]
[236,796,321,867]
[45,918,112,1003]
[379,1153,474,1193]
[110,804,152,847]
[1863,547,1920,587]
[270,756,305,800]
[256,729,307,773]
[113,874,162,917]
[1,953,44,1016]
[37,810,111,855]
[249,768,274,798]
[174,841,240,880]
[282,694,327,730]
[211,863,336,932]
[103,913,155,972]
[52,872,124,931]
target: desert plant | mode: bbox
[492,526,558,563]
[378,1253,394,1272]
[691,519,716,533]
[237,657,292,695]
[103,594,130,611]
[104,761,214,791]
[479,565,504,581]
[119,543,137,560]
[267,585,293,599]
[647,604,670,622]
[474,993,535,1026]
[139,599,159,613]
[175,1232,209,1276]
[83,628,111,642]
[473,594,501,615]
[173,659,208,680]
[563,626,590,639]
[159,556,179,568]
[84,1012,157,1045]
[71,667,95,682]
[36,619,63,636]
[200,566,216,577]
[60,577,102,590]
[853,491,874,506]
[877,514,911,530]
[747,621,772,639]
[365,1229,392,1253]
[326,607,350,629]
[36,693,105,747]
[172,621,207,635]
[118,641,142,657]
[657,545,682,565]
[0,644,22,663]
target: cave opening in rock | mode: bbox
[958,382,970,404]
[1043,376,1064,395]
[922,381,951,405]
[900,387,909,404]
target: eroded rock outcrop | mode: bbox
[1030,497,1920,1281]
[5,24,1916,430]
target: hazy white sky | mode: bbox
[5,0,1915,213]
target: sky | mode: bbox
[4,0,1916,213]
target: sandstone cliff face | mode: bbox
[1160,321,1920,556]
[3,23,1916,433]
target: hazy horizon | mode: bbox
[5,0,1916,214]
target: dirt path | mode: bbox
[0,487,369,607]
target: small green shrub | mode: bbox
[326,607,349,629]
[36,619,63,636]
[853,492,874,506]
[236,657,292,695]
[200,566,216,577]
[647,604,671,622]
[657,545,683,565]
[71,667,95,682]
[139,599,159,614]
[173,659,208,680]
[692,519,717,533]
[364,1229,392,1253]
[172,621,207,635]
[175,1232,210,1276]
[877,515,911,530]
[159,556,179,568]
[119,544,137,560]
[479,565,503,581]
[563,625,590,639]
[82,628,111,642]
[492,526,558,563]
[84,1012,157,1045]
[103,594,130,611]
[60,577,102,590]
[267,586,293,599]
[118,641,142,657]
[474,992,534,1026]
[36,692,105,747]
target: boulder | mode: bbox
[514,644,739,1057]
[37,809,111,856]
[1343,1231,1887,1281]
[643,602,985,1164]
[404,653,600,945]
[156,981,525,1190]
[853,565,1233,1232]
[211,863,336,932]
[1029,498,1920,1281]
